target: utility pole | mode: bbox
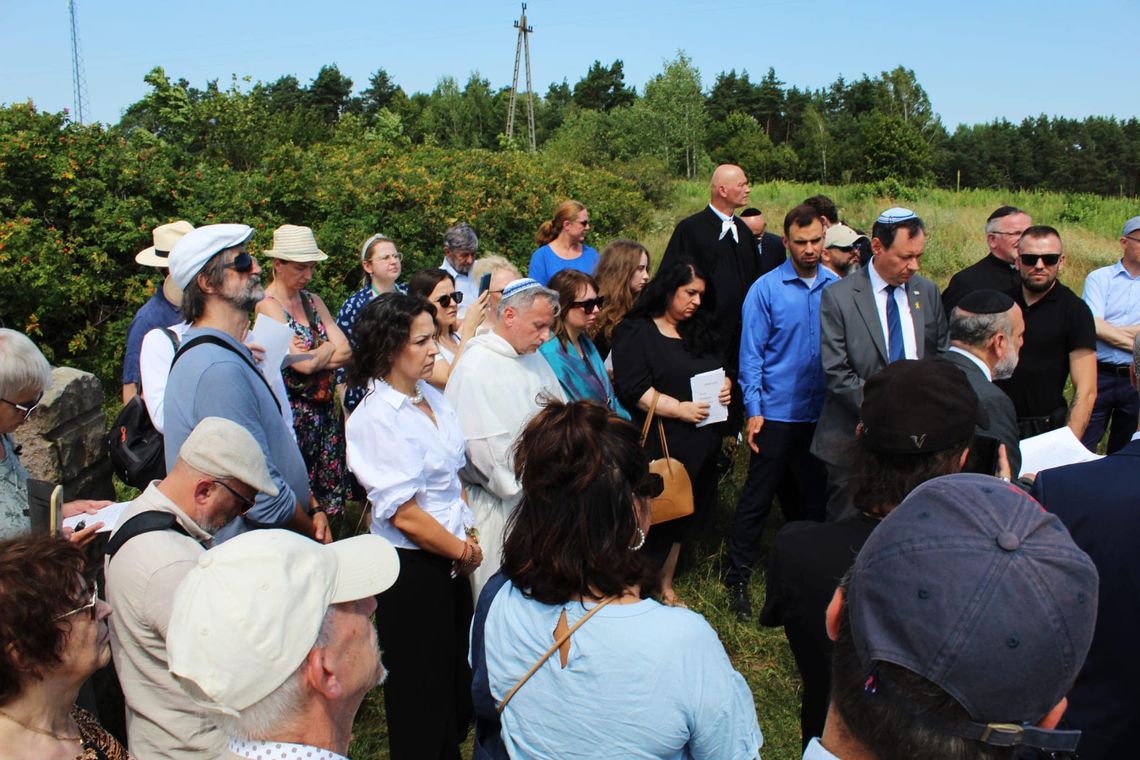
[505,3,536,151]
[68,0,89,124]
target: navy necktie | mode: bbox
[886,285,905,363]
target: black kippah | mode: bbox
[956,289,1014,315]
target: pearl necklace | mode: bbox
[380,377,425,404]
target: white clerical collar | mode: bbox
[948,346,992,381]
[228,738,349,760]
[1132,431,1140,443]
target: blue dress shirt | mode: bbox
[1083,260,1140,365]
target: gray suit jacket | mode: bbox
[810,266,948,464]
[940,349,1022,478]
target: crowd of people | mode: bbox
[0,164,1137,760]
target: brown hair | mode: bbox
[591,240,649,347]
[547,269,598,351]
[0,537,89,703]
[535,200,587,246]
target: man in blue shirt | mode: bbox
[1081,215,1140,453]
[727,204,837,618]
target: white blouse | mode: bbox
[345,378,473,550]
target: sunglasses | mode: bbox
[570,296,605,313]
[224,251,255,273]
[828,244,857,253]
[634,472,665,499]
[435,292,464,308]
[54,580,99,622]
[1,391,43,421]
[213,480,257,511]
[1019,253,1061,267]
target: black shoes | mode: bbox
[729,582,752,620]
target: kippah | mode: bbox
[955,289,1015,315]
[987,205,1023,223]
[502,277,543,299]
[739,207,762,217]
[876,207,917,224]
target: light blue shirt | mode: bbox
[526,244,599,285]
[739,259,838,421]
[482,582,763,759]
[802,737,842,759]
[1082,260,1140,365]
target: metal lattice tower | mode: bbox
[68,0,89,123]
[505,3,536,151]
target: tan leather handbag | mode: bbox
[640,391,695,525]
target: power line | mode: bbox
[505,3,536,152]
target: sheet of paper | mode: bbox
[250,313,302,371]
[690,368,728,428]
[1018,426,1103,478]
[62,501,130,534]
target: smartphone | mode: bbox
[963,433,1000,476]
[479,272,492,295]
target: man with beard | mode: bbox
[163,224,326,543]
[821,224,862,278]
[440,222,479,320]
[105,417,278,760]
[942,289,1024,477]
[996,226,1097,439]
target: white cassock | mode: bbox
[444,332,565,600]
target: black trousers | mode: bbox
[375,548,474,760]
[726,421,827,586]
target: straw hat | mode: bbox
[136,220,195,267]
[263,224,328,262]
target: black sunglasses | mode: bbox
[635,472,665,499]
[213,480,256,511]
[570,296,605,313]
[224,251,255,273]
[435,292,464,308]
[828,244,857,253]
[1019,253,1061,267]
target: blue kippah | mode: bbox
[501,277,543,299]
[876,207,918,224]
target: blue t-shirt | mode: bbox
[475,580,762,759]
[527,244,599,286]
[123,288,181,385]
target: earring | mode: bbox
[629,527,646,551]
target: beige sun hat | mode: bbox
[263,224,328,262]
[136,220,195,267]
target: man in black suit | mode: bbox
[1031,334,1140,760]
[660,164,762,425]
[739,207,786,275]
[941,205,1031,313]
[941,289,1024,477]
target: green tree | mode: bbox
[643,52,706,179]
[859,111,932,183]
[305,65,354,125]
[572,60,636,112]
[360,69,405,118]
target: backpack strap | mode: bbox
[104,511,194,559]
[171,334,282,414]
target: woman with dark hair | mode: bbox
[0,536,129,759]
[408,268,487,391]
[590,239,651,358]
[537,270,629,420]
[527,200,599,285]
[611,262,732,605]
[470,400,761,759]
[344,292,481,760]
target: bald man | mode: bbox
[660,165,762,425]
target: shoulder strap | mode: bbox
[639,390,661,447]
[104,511,193,559]
[496,596,616,714]
[171,334,282,414]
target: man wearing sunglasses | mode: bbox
[105,416,278,760]
[163,224,327,545]
[821,224,863,278]
[995,225,1097,440]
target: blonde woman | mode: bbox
[527,200,599,285]
[590,239,651,358]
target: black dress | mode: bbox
[611,317,724,549]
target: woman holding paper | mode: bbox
[611,262,731,605]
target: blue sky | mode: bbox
[1,0,1135,129]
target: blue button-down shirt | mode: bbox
[1083,260,1140,364]
[739,258,838,421]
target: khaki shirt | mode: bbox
[105,483,224,759]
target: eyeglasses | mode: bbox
[54,580,99,622]
[224,251,255,273]
[212,480,256,511]
[1125,235,1140,245]
[991,230,1026,238]
[634,472,665,499]
[434,292,464,308]
[570,296,604,313]
[1019,253,1061,267]
[371,252,403,263]
[1,391,43,421]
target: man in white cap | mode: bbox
[122,221,194,403]
[166,529,400,760]
[163,224,327,544]
[105,416,278,759]
[821,223,863,278]
[444,278,564,597]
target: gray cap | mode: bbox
[847,473,1098,752]
[1122,215,1140,238]
[178,417,278,497]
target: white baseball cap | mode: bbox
[168,223,254,290]
[166,530,399,714]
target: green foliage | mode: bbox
[858,111,933,184]
[572,60,636,112]
[643,52,706,179]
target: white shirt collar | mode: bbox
[802,737,843,759]
[1131,431,1140,443]
[867,257,895,294]
[707,203,732,223]
[370,378,427,410]
[440,257,470,281]
[948,346,993,381]
[228,738,349,760]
